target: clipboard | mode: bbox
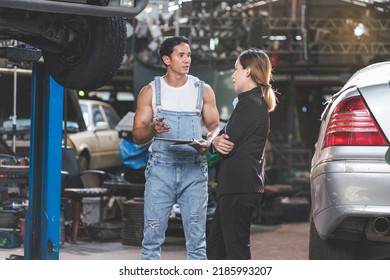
[154,137,194,144]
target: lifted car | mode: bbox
[0,0,149,90]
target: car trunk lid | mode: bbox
[359,82,390,142]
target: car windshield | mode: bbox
[103,106,120,129]
[80,104,90,127]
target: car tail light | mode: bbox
[323,95,388,148]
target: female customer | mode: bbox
[206,48,277,260]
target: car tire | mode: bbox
[252,197,284,225]
[43,15,126,90]
[309,219,358,260]
[281,196,311,222]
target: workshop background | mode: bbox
[0,0,390,260]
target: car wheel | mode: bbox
[309,219,358,259]
[281,196,311,222]
[43,15,126,90]
[252,197,284,225]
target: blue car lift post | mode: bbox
[1,46,64,260]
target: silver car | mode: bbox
[309,61,390,260]
[0,0,149,90]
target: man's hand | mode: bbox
[148,117,172,134]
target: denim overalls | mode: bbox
[141,76,208,260]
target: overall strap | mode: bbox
[194,79,204,114]
[154,76,162,112]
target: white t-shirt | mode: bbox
[150,75,202,115]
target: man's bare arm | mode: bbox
[203,84,220,139]
[133,85,172,145]
[132,85,156,144]
[189,84,219,154]
[199,84,220,152]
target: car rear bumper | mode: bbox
[0,0,149,18]
[311,159,390,240]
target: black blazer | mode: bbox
[216,86,269,195]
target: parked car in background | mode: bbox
[66,99,121,171]
[0,86,122,172]
[0,0,149,90]
[309,61,390,260]
[85,86,136,118]
[0,88,86,157]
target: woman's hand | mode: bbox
[212,134,234,155]
[189,139,209,155]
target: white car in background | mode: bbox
[0,91,122,172]
[67,99,122,171]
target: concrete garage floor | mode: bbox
[0,221,309,260]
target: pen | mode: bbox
[155,117,170,129]
[155,117,165,122]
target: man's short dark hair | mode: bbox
[159,36,189,60]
